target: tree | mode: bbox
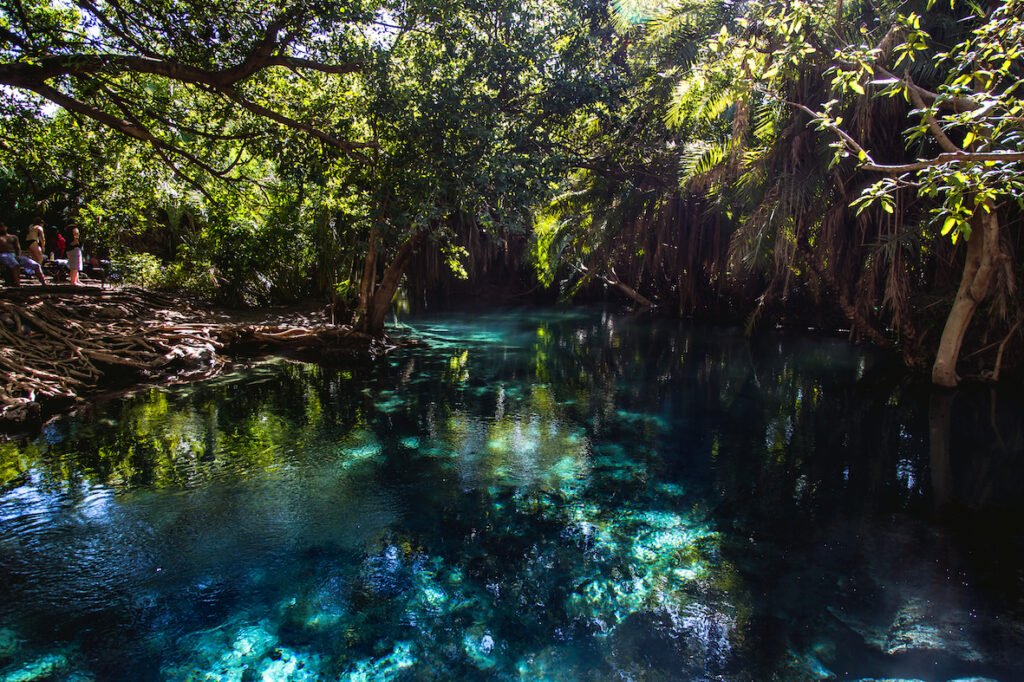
[533,0,742,313]
[338,0,601,335]
[0,0,375,184]
[544,0,1021,384]
[0,0,379,302]
[804,0,1024,385]
[1,0,586,333]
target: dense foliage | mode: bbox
[1,0,1021,383]
[535,0,1023,385]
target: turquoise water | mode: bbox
[0,309,1022,680]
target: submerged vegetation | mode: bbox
[0,0,1022,383]
[1,311,1021,679]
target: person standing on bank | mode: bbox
[67,227,83,285]
[44,224,59,260]
[0,222,22,285]
[25,221,45,264]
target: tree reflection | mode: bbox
[0,311,1022,679]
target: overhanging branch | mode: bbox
[219,86,376,158]
[789,101,1024,173]
[0,53,362,89]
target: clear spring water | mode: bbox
[0,309,1022,681]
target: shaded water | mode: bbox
[1,309,1022,681]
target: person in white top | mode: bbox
[67,227,83,285]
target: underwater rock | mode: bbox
[780,648,837,681]
[828,597,994,668]
[462,626,497,670]
[514,646,590,679]
[279,575,350,632]
[0,652,69,682]
[339,438,383,468]
[231,625,277,658]
[825,607,887,653]
[607,609,734,680]
[161,620,278,681]
[256,647,321,682]
[0,629,20,664]
[342,641,416,681]
[563,506,718,635]
[883,599,983,663]
[63,673,96,682]
[358,545,410,598]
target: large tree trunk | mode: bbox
[357,227,378,318]
[931,210,999,387]
[357,231,426,337]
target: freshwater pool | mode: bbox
[0,310,1022,680]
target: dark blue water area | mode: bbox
[0,309,1022,681]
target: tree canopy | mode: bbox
[1,0,1021,383]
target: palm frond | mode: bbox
[679,139,730,185]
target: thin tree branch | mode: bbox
[72,0,164,59]
[25,81,157,142]
[91,72,256,142]
[790,101,1024,173]
[0,25,28,49]
[862,152,1024,173]
[219,86,375,158]
[96,78,245,181]
[905,73,961,154]
[874,65,980,113]
[149,145,215,201]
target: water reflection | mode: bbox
[0,309,1021,680]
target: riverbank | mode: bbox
[0,286,382,431]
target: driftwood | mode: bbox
[221,323,378,350]
[0,286,374,430]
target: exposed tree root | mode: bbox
[0,287,374,430]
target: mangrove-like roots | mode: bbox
[0,287,373,430]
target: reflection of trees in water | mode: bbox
[436,314,1024,677]
[662,334,1024,678]
[0,361,374,491]
[1,313,1022,678]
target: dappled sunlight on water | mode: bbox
[0,309,1022,680]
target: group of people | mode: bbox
[0,221,83,286]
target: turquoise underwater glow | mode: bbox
[0,309,1022,680]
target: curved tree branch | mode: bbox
[219,86,375,158]
[0,5,373,163]
[790,101,1024,173]
[0,53,362,89]
[905,73,961,155]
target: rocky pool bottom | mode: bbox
[0,310,1022,681]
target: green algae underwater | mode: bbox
[0,309,1022,681]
